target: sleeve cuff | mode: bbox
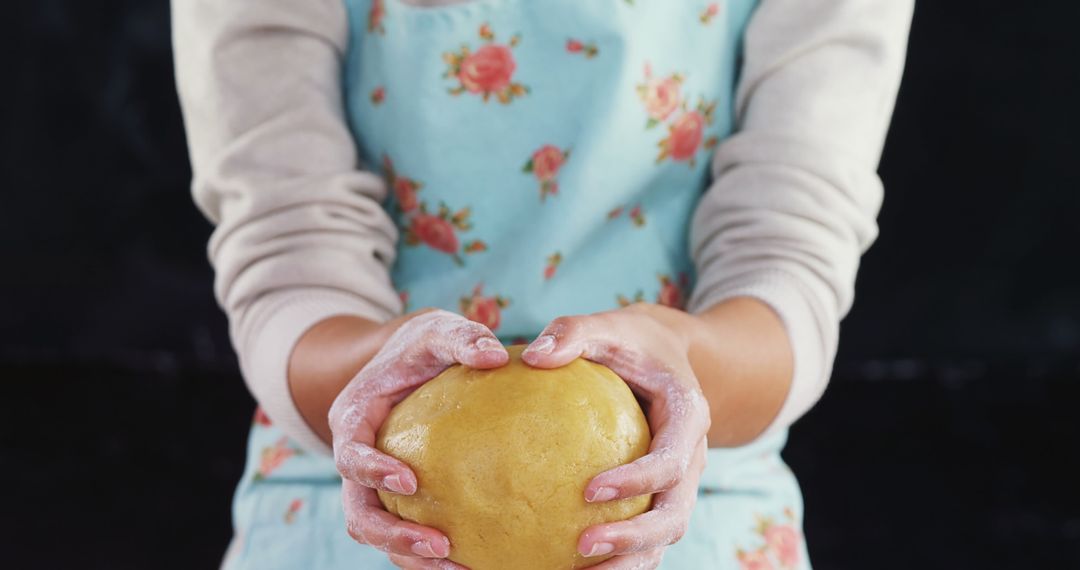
[687,268,831,439]
[233,288,399,456]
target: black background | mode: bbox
[3,1,1079,568]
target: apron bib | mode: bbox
[225,2,811,568]
[342,0,755,338]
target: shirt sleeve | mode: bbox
[686,0,915,437]
[172,0,402,455]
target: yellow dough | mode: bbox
[376,345,652,570]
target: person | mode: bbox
[173,0,912,568]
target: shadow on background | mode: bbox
[2,1,1078,568]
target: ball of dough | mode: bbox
[376,344,652,570]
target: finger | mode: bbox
[584,548,666,570]
[584,387,708,502]
[519,315,592,368]
[520,312,661,378]
[343,480,451,558]
[520,313,690,400]
[520,315,710,502]
[580,440,704,556]
[387,554,469,570]
[334,440,418,494]
[331,313,510,485]
[423,314,509,369]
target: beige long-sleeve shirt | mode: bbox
[173,0,913,455]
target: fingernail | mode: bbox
[524,334,556,355]
[383,473,409,494]
[584,542,615,557]
[587,486,618,502]
[411,541,441,558]
[474,337,503,352]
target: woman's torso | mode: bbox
[224,3,813,568]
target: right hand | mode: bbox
[328,309,509,569]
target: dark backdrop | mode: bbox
[3,1,1078,568]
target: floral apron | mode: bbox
[225,1,811,568]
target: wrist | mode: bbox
[685,297,794,447]
[288,308,436,444]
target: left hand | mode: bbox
[520,303,711,569]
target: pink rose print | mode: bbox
[700,3,721,24]
[253,407,272,427]
[284,499,303,524]
[607,204,646,226]
[464,240,488,253]
[737,549,775,570]
[616,273,689,309]
[402,201,482,266]
[394,178,420,211]
[444,24,528,104]
[764,524,800,568]
[368,0,386,35]
[657,98,720,166]
[566,38,599,58]
[522,145,570,201]
[637,63,683,127]
[386,156,484,266]
[544,252,562,280]
[462,45,515,93]
[370,86,386,105]
[530,146,568,180]
[664,112,704,161]
[255,437,298,481]
[460,283,509,332]
[735,510,802,570]
[409,211,456,252]
[657,273,690,310]
[382,155,423,213]
[637,65,721,167]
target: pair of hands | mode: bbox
[327,305,711,570]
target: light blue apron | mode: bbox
[225,1,811,568]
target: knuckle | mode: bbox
[334,452,356,477]
[335,443,377,480]
[684,385,707,411]
[648,449,685,489]
[549,315,583,336]
[400,310,441,334]
[669,520,690,544]
[345,517,370,545]
[421,308,456,323]
[454,318,490,337]
[674,458,691,483]
[334,456,350,476]
[635,466,662,493]
[418,326,444,345]
[413,310,463,338]
[696,399,712,430]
